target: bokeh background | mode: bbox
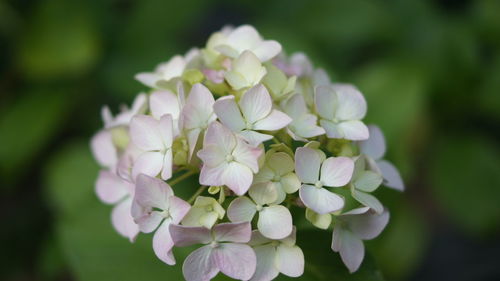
[1,0,500,280]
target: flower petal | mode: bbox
[227,196,257,223]
[378,160,405,191]
[253,110,291,131]
[351,189,384,214]
[338,120,369,140]
[359,125,386,160]
[222,162,253,195]
[213,221,252,243]
[314,85,337,120]
[239,84,272,124]
[280,173,301,194]
[161,149,173,180]
[320,119,343,139]
[91,130,117,168]
[135,72,160,88]
[199,163,227,187]
[159,114,174,147]
[344,208,390,240]
[132,151,164,181]
[213,243,256,280]
[213,96,246,132]
[275,244,304,277]
[294,147,321,184]
[149,90,180,120]
[252,40,282,62]
[182,246,218,281]
[239,130,273,146]
[354,170,383,192]
[153,220,176,265]
[111,197,139,242]
[233,138,262,173]
[203,122,237,154]
[130,115,163,151]
[169,196,191,224]
[320,156,354,187]
[95,170,130,204]
[257,205,293,239]
[169,224,211,247]
[249,245,279,281]
[333,84,367,121]
[299,185,344,215]
[332,225,365,273]
[249,183,278,206]
[183,83,215,129]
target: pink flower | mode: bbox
[131,174,190,265]
[170,222,256,281]
[295,147,354,214]
[197,122,262,195]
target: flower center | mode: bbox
[225,154,234,162]
[273,175,281,182]
[315,180,323,188]
[256,205,263,212]
[210,241,220,248]
[332,118,339,123]
[205,205,213,212]
[160,209,170,218]
[245,122,253,130]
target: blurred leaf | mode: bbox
[16,0,100,79]
[478,55,500,120]
[0,89,68,185]
[430,135,500,235]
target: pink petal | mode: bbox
[183,83,216,129]
[253,110,292,131]
[160,149,173,180]
[182,246,218,281]
[90,130,117,168]
[130,115,163,151]
[239,130,273,146]
[203,122,237,154]
[233,138,262,173]
[222,162,253,195]
[95,170,130,204]
[320,157,354,187]
[257,205,293,240]
[153,220,176,265]
[199,163,227,187]
[169,196,191,224]
[169,224,211,247]
[149,90,180,120]
[334,84,367,121]
[213,243,256,280]
[239,84,272,124]
[378,160,405,191]
[359,125,386,160]
[249,245,279,281]
[299,185,344,215]
[159,114,173,147]
[338,120,369,140]
[131,151,164,181]
[314,85,337,120]
[332,226,365,273]
[275,244,304,277]
[227,197,257,223]
[134,174,173,208]
[344,208,390,240]
[197,145,226,167]
[294,147,321,184]
[213,222,252,243]
[213,96,246,132]
[111,197,139,242]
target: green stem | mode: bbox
[272,137,281,144]
[169,170,196,186]
[188,186,207,204]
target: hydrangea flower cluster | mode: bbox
[91,25,404,281]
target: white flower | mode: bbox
[253,151,301,204]
[315,84,369,140]
[181,196,225,229]
[295,147,354,214]
[213,84,291,146]
[331,207,389,273]
[135,55,187,88]
[131,174,190,264]
[101,93,148,129]
[129,114,174,181]
[227,182,293,239]
[224,51,267,90]
[358,125,405,191]
[180,83,216,159]
[248,228,304,281]
[281,93,325,141]
[350,155,384,214]
[214,25,281,62]
[197,122,262,195]
[149,89,181,135]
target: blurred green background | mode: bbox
[1,0,500,280]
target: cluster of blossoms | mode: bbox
[91,25,404,281]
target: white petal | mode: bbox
[111,197,139,242]
[199,163,227,187]
[95,170,130,204]
[132,151,164,181]
[320,119,343,139]
[130,115,163,151]
[320,156,355,187]
[182,246,218,281]
[149,90,180,120]
[314,85,337,120]
[239,84,272,124]
[249,183,278,206]
[305,208,332,230]
[222,162,254,195]
[134,173,172,209]
[333,84,367,121]
[233,138,262,173]
[169,224,212,247]
[299,185,344,215]
[249,245,279,281]
[161,149,173,180]
[354,170,383,192]
[359,125,386,160]
[227,196,257,222]
[294,147,321,184]
[275,245,304,277]
[338,120,369,140]
[344,209,390,240]
[253,110,291,131]
[213,243,257,280]
[257,205,293,239]
[239,130,273,146]
[351,189,384,214]
[90,130,117,168]
[332,226,365,273]
[213,96,246,132]
[213,221,252,243]
[159,114,173,147]
[153,220,176,265]
[197,145,227,167]
[135,72,160,88]
[203,122,237,154]
[378,160,405,191]
[280,173,301,194]
[252,41,282,61]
